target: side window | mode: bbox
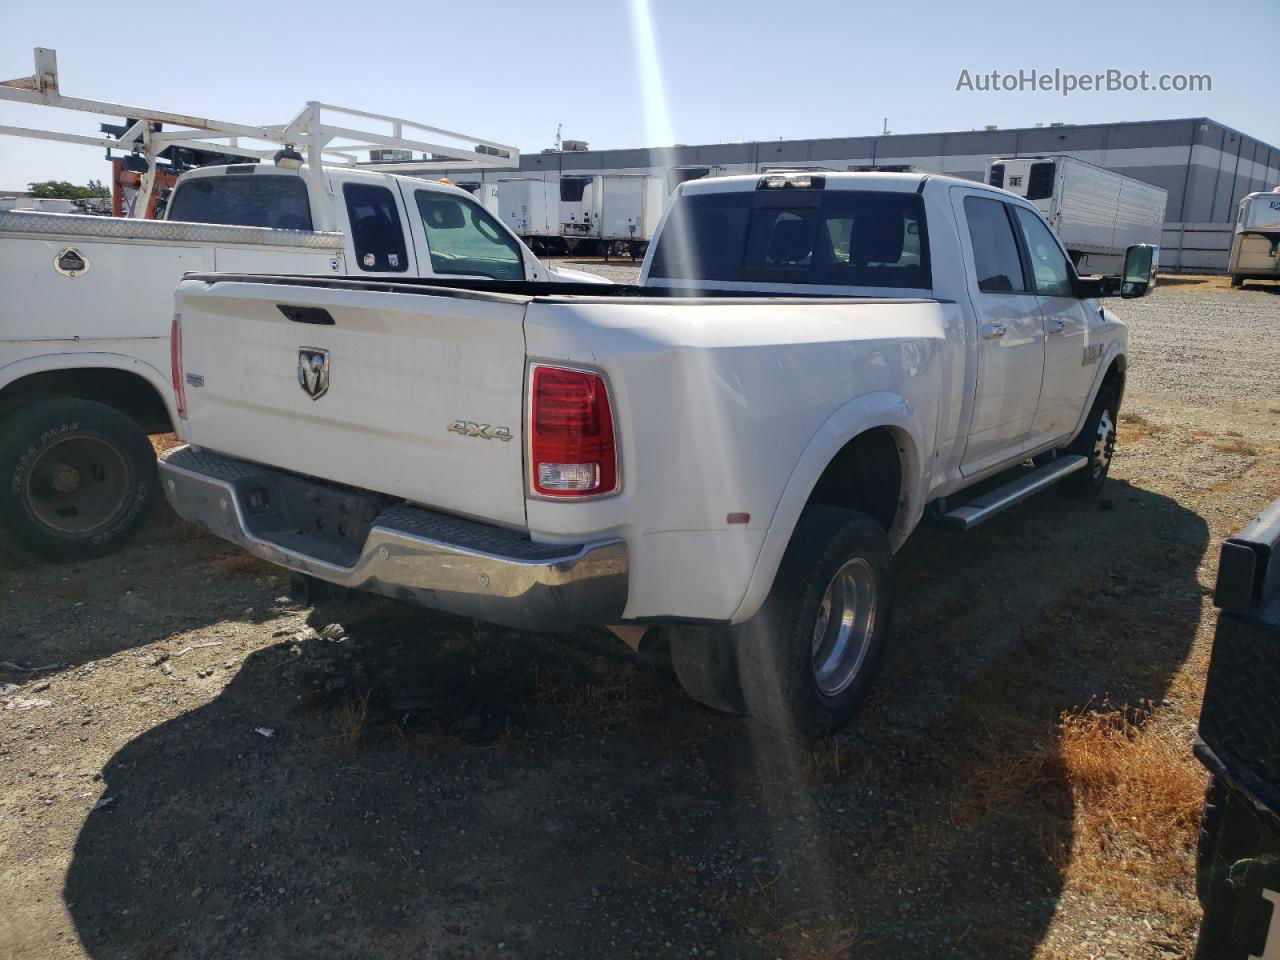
[342,183,408,272]
[414,191,523,281]
[1012,206,1075,297]
[963,195,1026,293]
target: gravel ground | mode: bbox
[2,277,1278,960]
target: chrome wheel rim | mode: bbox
[24,435,130,535]
[1093,409,1117,479]
[811,557,878,697]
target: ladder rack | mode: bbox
[1,47,519,219]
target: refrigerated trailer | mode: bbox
[1228,187,1280,286]
[989,155,1167,274]
[599,175,666,257]
[494,177,560,252]
[555,174,666,257]
[559,175,600,250]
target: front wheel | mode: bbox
[0,398,158,561]
[733,506,894,740]
[1059,386,1118,498]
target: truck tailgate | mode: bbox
[175,278,530,528]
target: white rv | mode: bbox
[989,155,1167,274]
[1228,187,1280,286]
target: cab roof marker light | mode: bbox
[756,175,825,191]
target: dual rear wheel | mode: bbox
[669,506,894,741]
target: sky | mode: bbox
[2,0,1277,190]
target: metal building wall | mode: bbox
[414,117,1279,271]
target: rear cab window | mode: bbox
[167,172,314,230]
[648,185,931,290]
[342,183,409,273]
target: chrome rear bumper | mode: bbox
[158,446,628,631]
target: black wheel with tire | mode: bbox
[1229,274,1243,288]
[0,398,158,561]
[1059,384,1118,498]
[668,625,746,715]
[733,505,894,740]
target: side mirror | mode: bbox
[1120,243,1158,299]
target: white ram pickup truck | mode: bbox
[158,171,1157,738]
[0,163,601,561]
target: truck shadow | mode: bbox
[63,479,1208,959]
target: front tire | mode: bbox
[734,506,894,740]
[0,398,157,561]
[1060,385,1118,498]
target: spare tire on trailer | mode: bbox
[0,397,157,561]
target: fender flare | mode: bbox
[0,350,179,428]
[729,391,928,624]
[1066,342,1127,443]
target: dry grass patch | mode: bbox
[1118,412,1168,443]
[1211,432,1262,457]
[1053,705,1204,919]
[149,432,184,454]
[334,691,370,747]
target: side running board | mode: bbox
[939,455,1089,531]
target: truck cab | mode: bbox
[164,163,601,284]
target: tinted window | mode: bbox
[648,189,931,289]
[963,196,1026,293]
[414,191,523,281]
[343,183,408,272]
[1013,206,1074,297]
[167,174,313,230]
[988,163,1005,189]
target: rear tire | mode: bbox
[1059,385,1118,498]
[734,506,894,740]
[0,398,157,561]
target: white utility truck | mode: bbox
[159,170,1158,739]
[989,155,1167,274]
[0,48,602,561]
[1228,187,1280,286]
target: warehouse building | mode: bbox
[412,117,1279,272]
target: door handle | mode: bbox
[981,322,1007,340]
[1046,318,1067,334]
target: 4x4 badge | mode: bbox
[448,420,512,442]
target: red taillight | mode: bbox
[170,313,187,420]
[529,364,617,497]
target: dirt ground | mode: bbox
[2,275,1278,960]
